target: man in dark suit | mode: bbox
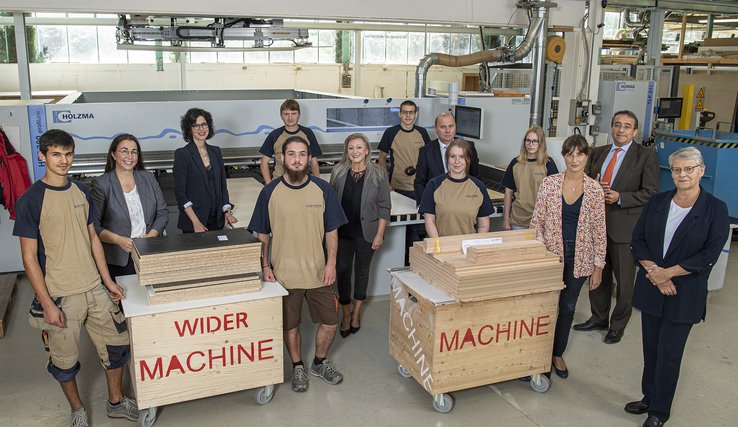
[574,110,658,344]
[414,112,479,205]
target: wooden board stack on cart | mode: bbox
[390,230,565,412]
[131,228,262,304]
[409,229,562,301]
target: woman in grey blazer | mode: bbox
[330,133,391,337]
[91,134,168,279]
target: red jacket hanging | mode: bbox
[0,129,32,220]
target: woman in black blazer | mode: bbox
[626,147,729,427]
[91,134,169,279]
[174,108,237,233]
[330,133,391,337]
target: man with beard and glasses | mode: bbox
[248,135,348,393]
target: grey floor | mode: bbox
[2,244,737,427]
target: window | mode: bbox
[68,25,98,63]
[36,25,69,62]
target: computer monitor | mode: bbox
[657,97,683,119]
[454,105,484,140]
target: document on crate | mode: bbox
[461,237,503,255]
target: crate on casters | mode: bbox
[119,275,287,426]
[389,231,564,413]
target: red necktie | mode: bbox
[602,148,621,184]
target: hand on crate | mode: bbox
[262,265,276,282]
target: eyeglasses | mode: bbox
[400,110,417,116]
[117,148,139,157]
[192,123,209,130]
[670,165,701,175]
[613,123,635,130]
[524,139,540,146]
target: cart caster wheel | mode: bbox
[432,393,454,413]
[255,384,275,405]
[138,406,157,427]
[397,364,412,378]
[530,374,550,393]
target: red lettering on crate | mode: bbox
[438,315,552,353]
[138,338,275,382]
[173,312,249,337]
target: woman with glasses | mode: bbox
[419,139,493,237]
[174,107,237,233]
[530,134,606,380]
[625,147,728,427]
[91,134,169,278]
[502,125,558,230]
[330,133,391,337]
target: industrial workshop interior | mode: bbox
[1,0,738,426]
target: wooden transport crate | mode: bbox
[132,228,261,287]
[119,275,286,410]
[388,270,562,395]
[0,274,17,338]
[410,229,563,301]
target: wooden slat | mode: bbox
[0,274,17,339]
[145,276,262,305]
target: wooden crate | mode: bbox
[410,230,563,301]
[132,228,261,287]
[388,270,562,395]
[0,274,17,338]
[120,276,285,410]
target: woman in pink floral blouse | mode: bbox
[530,134,606,379]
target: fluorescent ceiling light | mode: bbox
[698,18,738,24]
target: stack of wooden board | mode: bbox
[0,274,17,338]
[131,228,262,304]
[409,229,563,301]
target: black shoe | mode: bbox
[339,328,351,338]
[553,365,569,379]
[604,329,623,344]
[643,415,665,427]
[625,400,649,414]
[573,319,608,331]
[350,325,360,334]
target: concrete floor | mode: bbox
[2,244,737,427]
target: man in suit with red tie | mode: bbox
[574,110,659,344]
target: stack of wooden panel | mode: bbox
[409,229,563,301]
[131,228,262,304]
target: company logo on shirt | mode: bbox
[74,203,87,209]
[465,194,479,199]
[305,204,323,209]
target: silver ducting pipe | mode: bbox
[414,16,544,97]
[529,5,549,127]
